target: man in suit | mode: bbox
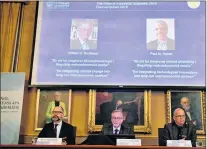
[147,20,175,50]
[45,91,67,123]
[162,108,196,147]
[102,110,134,135]
[70,20,97,50]
[38,106,75,145]
[180,97,201,129]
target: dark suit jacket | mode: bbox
[102,123,134,135]
[38,121,75,145]
[147,38,175,50]
[70,39,97,50]
[162,121,196,147]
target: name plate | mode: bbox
[36,138,62,145]
[167,140,192,147]
[116,139,141,146]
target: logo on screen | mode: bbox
[46,2,70,9]
[187,2,200,9]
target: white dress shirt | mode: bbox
[157,40,167,50]
[54,120,62,138]
[78,35,89,50]
[113,126,121,134]
[186,112,192,120]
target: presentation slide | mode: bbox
[31,1,206,86]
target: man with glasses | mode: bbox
[102,110,134,135]
[162,108,196,147]
[38,106,75,144]
[70,19,97,50]
[45,92,67,123]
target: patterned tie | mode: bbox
[114,129,119,134]
[53,124,58,137]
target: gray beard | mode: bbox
[52,116,60,122]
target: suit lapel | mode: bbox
[171,124,178,140]
[119,125,124,134]
[108,125,113,135]
[49,123,56,137]
[59,121,65,138]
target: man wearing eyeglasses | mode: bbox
[147,20,175,50]
[70,19,97,50]
[102,110,134,135]
[38,106,75,144]
[162,108,196,147]
[45,92,67,123]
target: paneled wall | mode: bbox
[1,2,205,145]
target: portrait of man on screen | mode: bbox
[70,19,98,50]
[146,19,175,50]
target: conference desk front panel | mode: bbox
[0,145,205,149]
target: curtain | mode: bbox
[0,2,21,72]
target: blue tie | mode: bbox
[114,129,118,134]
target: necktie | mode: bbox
[114,129,119,134]
[53,124,58,136]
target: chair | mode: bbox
[73,126,77,144]
[158,128,165,146]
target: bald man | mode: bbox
[39,106,75,144]
[162,108,196,147]
[46,92,67,123]
[147,20,175,50]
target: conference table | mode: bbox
[0,145,205,149]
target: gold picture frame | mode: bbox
[35,89,72,131]
[88,89,152,133]
[166,90,206,135]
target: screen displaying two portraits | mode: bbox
[31,1,206,86]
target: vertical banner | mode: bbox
[1,73,25,144]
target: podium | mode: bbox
[81,134,135,145]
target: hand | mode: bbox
[193,120,197,126]
[116,100,123,106]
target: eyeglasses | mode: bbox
[52,111,63,114]
[175,115,186,118]
[111,117,123,120]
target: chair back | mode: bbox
[158,128,165,146]
[73,126,77,144]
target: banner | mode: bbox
[1,73,25,144]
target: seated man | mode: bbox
[162,108,196,147]
[38,106,75,145]
[102,109,134,135]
